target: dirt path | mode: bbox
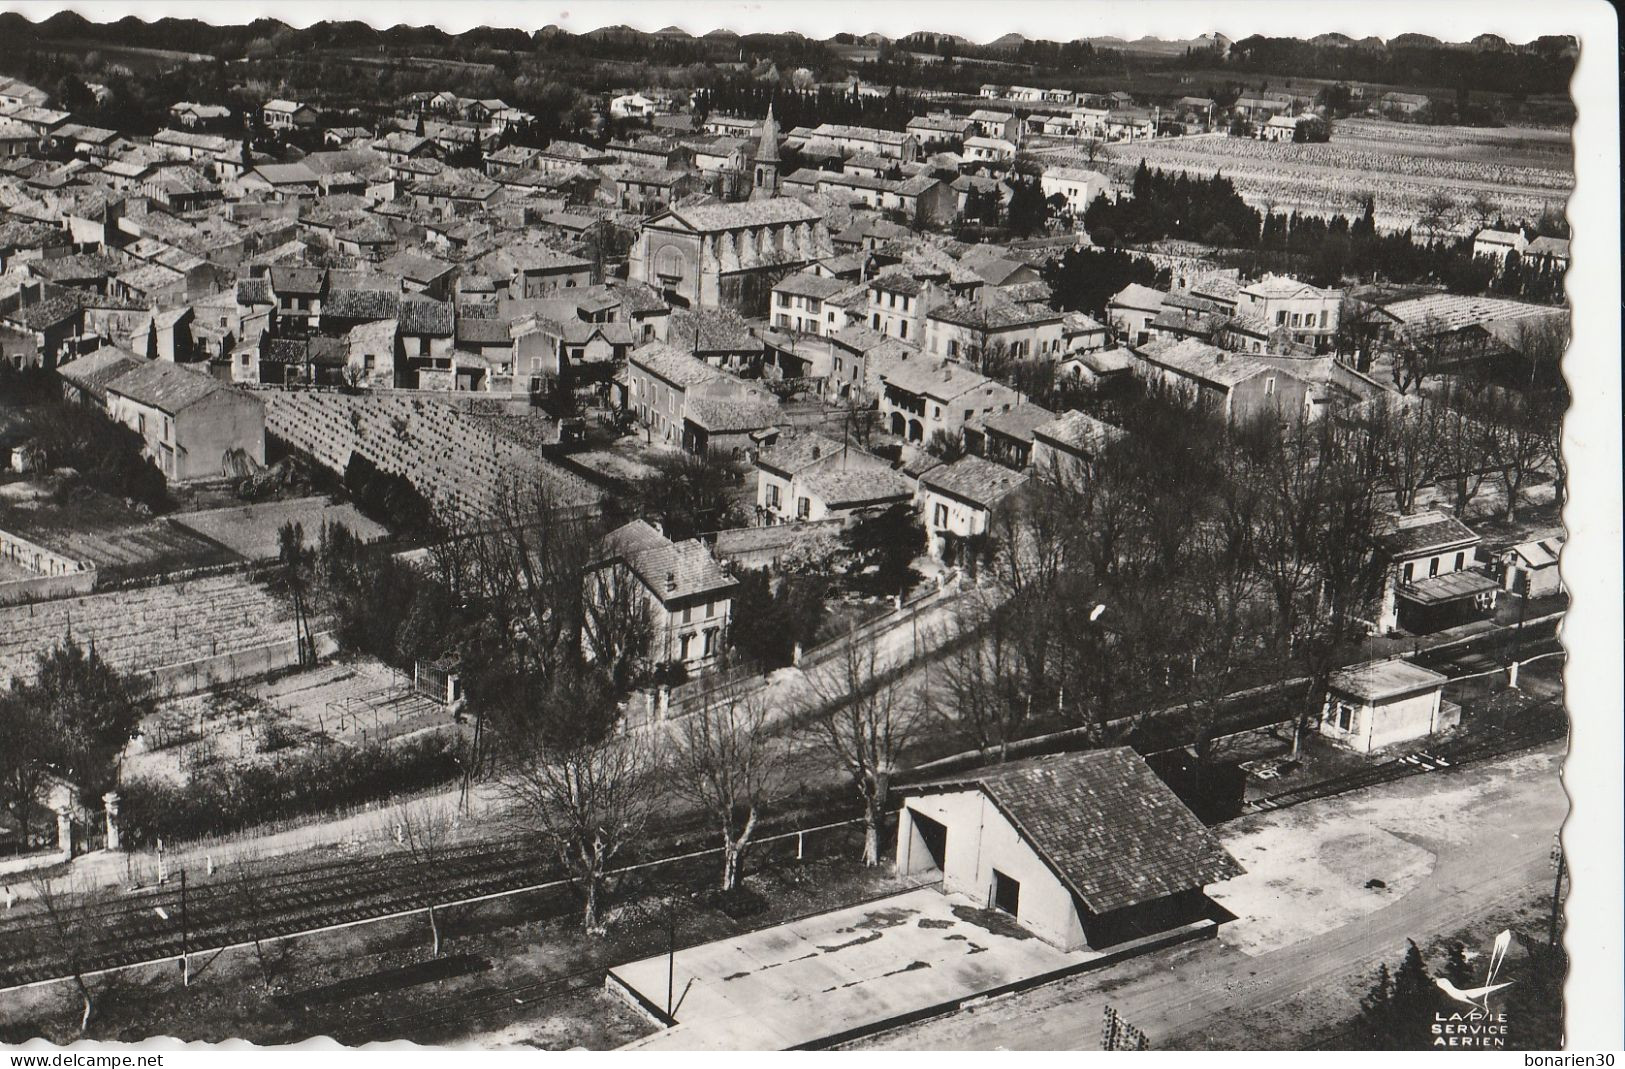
[854,742,1566,1050]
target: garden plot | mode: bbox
[0,489,240,580]
[171,496,390,561]
[127,657,455,782]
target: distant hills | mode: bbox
[0,11,1576,55]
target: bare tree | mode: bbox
[1466,190,1500,232]
[396,799,458,956]
[1434,382,1495,518]
[28,874,100,1033]
[799,633,920,866]
[669,672,783,891]
[1287,418,1389,758]
[581,564,655,694]
[1476,390,1552,524]
[1391,314,1461,395]
[1379,395,1445,514]
[500,715,658,931]
[935,591,1031,762]
[1333,295,1389,371]
[222,848,289,992]
[1417,190,1463,243]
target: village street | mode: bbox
[852,739,1566,1050]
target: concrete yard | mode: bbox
[610,887,1099,1050]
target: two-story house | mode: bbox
[103,361,265,482]
[586,520,738,671]
[881,359,1020,445]
[753,432,903,525]
[917,454,1029,560]
[1376,511,1497,634]
[771,271,851,337]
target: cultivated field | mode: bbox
[1038,120,1574,233]
[0,490,240,581]
[262,391,602,520]
[0,573,302,685]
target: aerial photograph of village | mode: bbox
[0,5,1581,1052]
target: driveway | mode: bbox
[610,887,1099,1050]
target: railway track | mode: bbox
[0,619,1565,1002]
[0,815,861,993]
[1241,699,1565,815]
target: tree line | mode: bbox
[1083,165,1567,303]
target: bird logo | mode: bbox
[1435,929,1514,1012]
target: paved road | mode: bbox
[855,740,1566,1050]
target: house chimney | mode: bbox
[666,571,677,591]
[811,444,821,459]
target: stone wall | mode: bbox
[0,527,97,606]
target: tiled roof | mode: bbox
[1033,409,1123,454]
[981,403,1057,443]
[1329,658,1447,702]
[665,197,823,233]
[920,454,1028,509]
[906,748,1245,914]
[397,296,455,335]
[883,359,1000,402]
[55,347,144,400]
[630,341,725,389]
[1397,569,1500,606]
[774,271,848,302]
[600,519,736,602]
[269,265,324,295]
[685,396,781,433]
[1378,510,1480,557]
[1137,338,1279,388]
[799,467,913,507]
[1524,235,1569,259]
[5,291,83,330]
[324,287,400,321]
[929,301,1061,330]
[456,316,514,344]
[236,277,273,305]
[754,432,848,477]
[1108,282,1167,312]
[105,359,239,413]
[670,307,761,353]
[252,162,320,186]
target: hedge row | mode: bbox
[118,733,466,845]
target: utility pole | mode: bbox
[180,868,190,987]
[665,895,677,1018]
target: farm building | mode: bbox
[895,748,1244,950]
[1472,228,1528,264]
[1320,659,1457,755]
[103,361,266,482]
[1132,338,1313,424]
